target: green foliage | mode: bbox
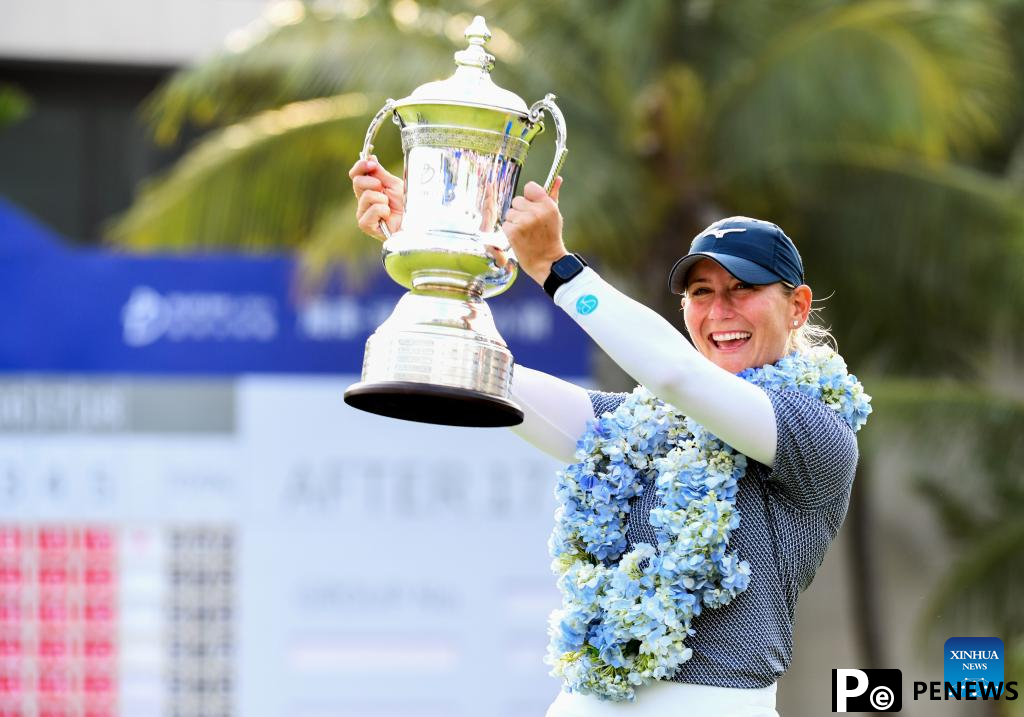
[142,3,458,143]
[110,1,1024,374]
[791,156,1024,375]
[868,380,1024,705]
[108,94,376,256]
[0,84,30,129]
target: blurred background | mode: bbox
[1,0,1023,715]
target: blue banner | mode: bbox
[1,200,590,376]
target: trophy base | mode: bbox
[344,381,524,427]
[344,290,524,428]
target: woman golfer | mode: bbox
[351,160,871,716]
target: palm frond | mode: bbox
[912,475,986,541]
[868,378,1024,417]
[708,0,1014,181]
[865,380,1024,495]
[108,94,374,252]
[755,154,1024,375]
[860,379,1024,532]
[1009,131,1024,183]
[915,517,1024,649]
[863,379,1024,652]
[144,3,466,143]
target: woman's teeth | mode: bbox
[711,331,751,349]
[711,332,751,342]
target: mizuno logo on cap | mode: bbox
[704,228,747,239]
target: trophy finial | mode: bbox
[465,16,491,45]
[454,15,495,72]
[405,13,529,112]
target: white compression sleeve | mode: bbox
[509,365,593,464]
[552,267,778,467]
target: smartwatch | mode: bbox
[543,253,589,298]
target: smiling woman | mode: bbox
[350,162,872,716]
[674,220,812,374]
[671,219,835,373]
[682,260,806,374]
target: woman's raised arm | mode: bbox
[550,269,778,467]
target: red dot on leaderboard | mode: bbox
[84,531,113,551]
[39,529,69,551]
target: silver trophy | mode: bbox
[344,16,567,427]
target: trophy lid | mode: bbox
[399,16,529,116]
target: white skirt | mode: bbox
[545,681,779,717]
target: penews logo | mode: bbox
[832,669,902,712]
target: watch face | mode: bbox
[553,255,584,280]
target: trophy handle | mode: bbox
[360,98,399,240]
[527,93,568,195]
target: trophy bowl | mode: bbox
[343,16,567,427]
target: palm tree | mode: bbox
[110,0,1024,364]
[109,0,1024,674]
[869,382,1024,716]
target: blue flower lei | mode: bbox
[545,347,872,701]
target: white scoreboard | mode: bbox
[0,375,576,717]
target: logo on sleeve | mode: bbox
[575,295,599,315]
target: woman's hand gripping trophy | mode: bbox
[349,156,405,240]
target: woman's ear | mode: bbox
[792,284,812,324]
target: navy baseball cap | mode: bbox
[668,216,805,295]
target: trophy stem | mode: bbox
[410,282,483,300]
[343,290,524,427]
